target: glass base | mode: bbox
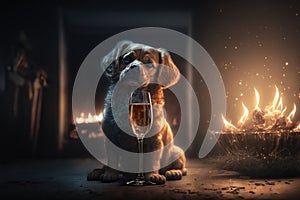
[126,178,156,186]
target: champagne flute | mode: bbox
[126,90,154,186]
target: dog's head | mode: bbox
[102,41,180,89]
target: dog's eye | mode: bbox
[144,57,154,68]
[122,53,135,65]
[145,61,153,68]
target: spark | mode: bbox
[235,97,239,101]
[240,93,244,97]
[234,46,238,49]
[256,73,259,76]
[283,73,286,77]
[285,62,289,66]
[264,56,268,60]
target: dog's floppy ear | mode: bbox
[101,40,133,78]
[156,48,180,88]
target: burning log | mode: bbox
[219,87,300,176]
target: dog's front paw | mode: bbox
[165,169,183,180]
[101,171,120,182]
[146,173,166,184]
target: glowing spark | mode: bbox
[285,62,289,66]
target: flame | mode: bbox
[222,85,299,133]
[222,114,238,132]
[271,86,280,110]
[254,88,261,111]
[75,112,103,124]
[287,104,296,124]
[294,123,300,132]
[237,102,249,128]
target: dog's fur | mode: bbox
[88,41,186,184]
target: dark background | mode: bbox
[0,0,299,161]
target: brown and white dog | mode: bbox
[88,41,186,184]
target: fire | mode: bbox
[75,112,103,124]
[237,102,249,128]
[222,114,238,132]
[222,86,299,133]
[254,88,261,111]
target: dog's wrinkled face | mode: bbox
[102,41,180,89]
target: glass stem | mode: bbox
[137,138,144,180]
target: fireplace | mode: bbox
[57,8,200,156]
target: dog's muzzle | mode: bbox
[119,60,149,86]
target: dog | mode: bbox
[88,41,186,184]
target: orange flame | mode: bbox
[75,112,103,124]
[237,102,249,128]
[222,114,238,132]
[287,104,296,124]
[254,88,261,111]
[222,85,298,133]
[294,123,300,132]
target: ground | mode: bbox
[1,158,299,200]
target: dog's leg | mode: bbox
[143,140,166,184]
[161,145,187,180]
[101,138,121,182]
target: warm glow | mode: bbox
[222,85,299,133]
[75,112,103,124]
